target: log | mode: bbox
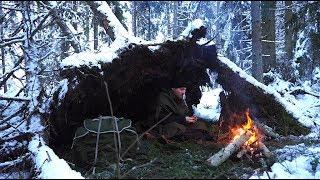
[258,142,272,158]
[207,131,252,167]
[254,121,281,139]
[236,148,247,158]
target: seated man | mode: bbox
[148,84,216,143]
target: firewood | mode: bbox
[207,130,252,167]
[254,121,281,139]
[258,142,272,158]
[236,148,247,158]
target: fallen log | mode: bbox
[215,68,310,138]
[207,130,252,167]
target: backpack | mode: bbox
[71,116,140,174]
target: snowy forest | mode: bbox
[0,1,319,179]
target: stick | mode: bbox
[207,130,252,167]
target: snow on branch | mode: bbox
[178,19,204,40]
[28,136,84,179]
[0,95,30,101]
[43,1,81,53]
[86,1,145,44]
[218,55,315,128]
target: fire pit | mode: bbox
[207,109,272,167]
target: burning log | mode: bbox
[209,108,274,167]
[207,130,252,167]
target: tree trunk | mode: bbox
[215,1,222,51]
[147,2,151,41]
[283,1,294,80]
[251,1,263,82]
[261,1,276,73]
[284,1,293,61]
[0,1,7,93]
[84,6,90,43]
[72,1,78,40]
[166,2,171,38]
[173,1,178,39]
[132,1,137,36]
[93,16,98,50]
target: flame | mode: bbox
[230,109,260,148]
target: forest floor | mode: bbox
[57,135,320,179]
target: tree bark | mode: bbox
[283,1,294,80]
[72,1,79,41]
[166,2,171,38]
[251,1,263,82]
[173,1,178,39]
[261,1,276,73]
[132,1,137,36]
[147,2,151,41]
[93,16,98,50]
[0,1,7,93]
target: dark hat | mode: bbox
[171,74,189,88]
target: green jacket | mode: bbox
[155,88,191,126]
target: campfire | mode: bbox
[207,109,272,167]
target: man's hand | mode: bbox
[186,115,197,123]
